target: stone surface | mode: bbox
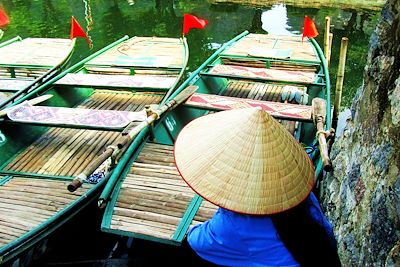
[319,0,400,266]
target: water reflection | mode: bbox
[0,0,380,110]
[261,4,292,35]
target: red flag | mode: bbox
[0,8,9,28]
[302,15,319,41]
[182,14,208,35]
[70,16,91,46]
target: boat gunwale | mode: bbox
[0,173,108,265]
[99,30,333,243]
[0,34,189,263]
[0,38,77,110]
[100,30,251,242]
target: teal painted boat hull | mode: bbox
[100,31,332,246]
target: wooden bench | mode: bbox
[203,64,316,84]
[0,79,33,92]
[184,93,312,122]
[6,103,148,129]
[54,73,177,89]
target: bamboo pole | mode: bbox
[67,85,198,192]
[324,17,331,67]
[329,33,333,65]
[332,37,349,130]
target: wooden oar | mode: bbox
[311,98,334,172]
[67,85,198,192]
[0,94,53,118]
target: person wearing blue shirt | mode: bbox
[174,107,341,267]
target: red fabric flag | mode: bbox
[0,8,10,28]
[182,14,208,35]
[302,15,319,41]
[70,16,91,46]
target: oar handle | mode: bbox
[68,85,198,192]
[312,98,333,172]
[67,148,114,192]
[316,122,334,172]
[119,85,198,148]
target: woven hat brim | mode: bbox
[174,108,315,215]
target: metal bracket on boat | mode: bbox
[108,145,120,166]
[145,104,160,140]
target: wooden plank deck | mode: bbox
[221,80,300,135]
[207,64,316,84]
[55,73,177,89]
[0,177,91,246]
[0,67,48,80]
[85,37,184,69]
[4,91,164,177]
[222,33,319,63]
[109,143,218,242]
[0,38,74,67]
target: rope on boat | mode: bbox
[83,0,93,49]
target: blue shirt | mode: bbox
[187,193,334,267]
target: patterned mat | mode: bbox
[7,102,147,128]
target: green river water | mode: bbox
[0,0,382,108]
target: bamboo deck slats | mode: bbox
[0,177,91,245]
[4,91,164,177]
[221,58,317,72]
[191,200,218,226]
[109,143,217,241]
[222,80,298,135]
[85,37,184,69]
[222,33,319,63]
[0,38,74,67]
[85,67,180,76]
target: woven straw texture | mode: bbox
[174,108,314,215]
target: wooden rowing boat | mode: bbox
[0,36,75,110]
[0,35,187,265]
[98,31,334,246]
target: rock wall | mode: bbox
[319,0,400,266]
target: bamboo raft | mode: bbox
[0,37,75,109]
[100,31,332,246]
[0,36,187,265]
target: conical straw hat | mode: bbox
[174,107,314,215]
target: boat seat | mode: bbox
[102,142,218,245]
[6,102,148,130]
[202,64,316,84]
[184,93,312,122]
[54,73,177,90]
[0,79,33,92]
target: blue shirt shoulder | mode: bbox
[188,208,299,267]
[187,193,335,267]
